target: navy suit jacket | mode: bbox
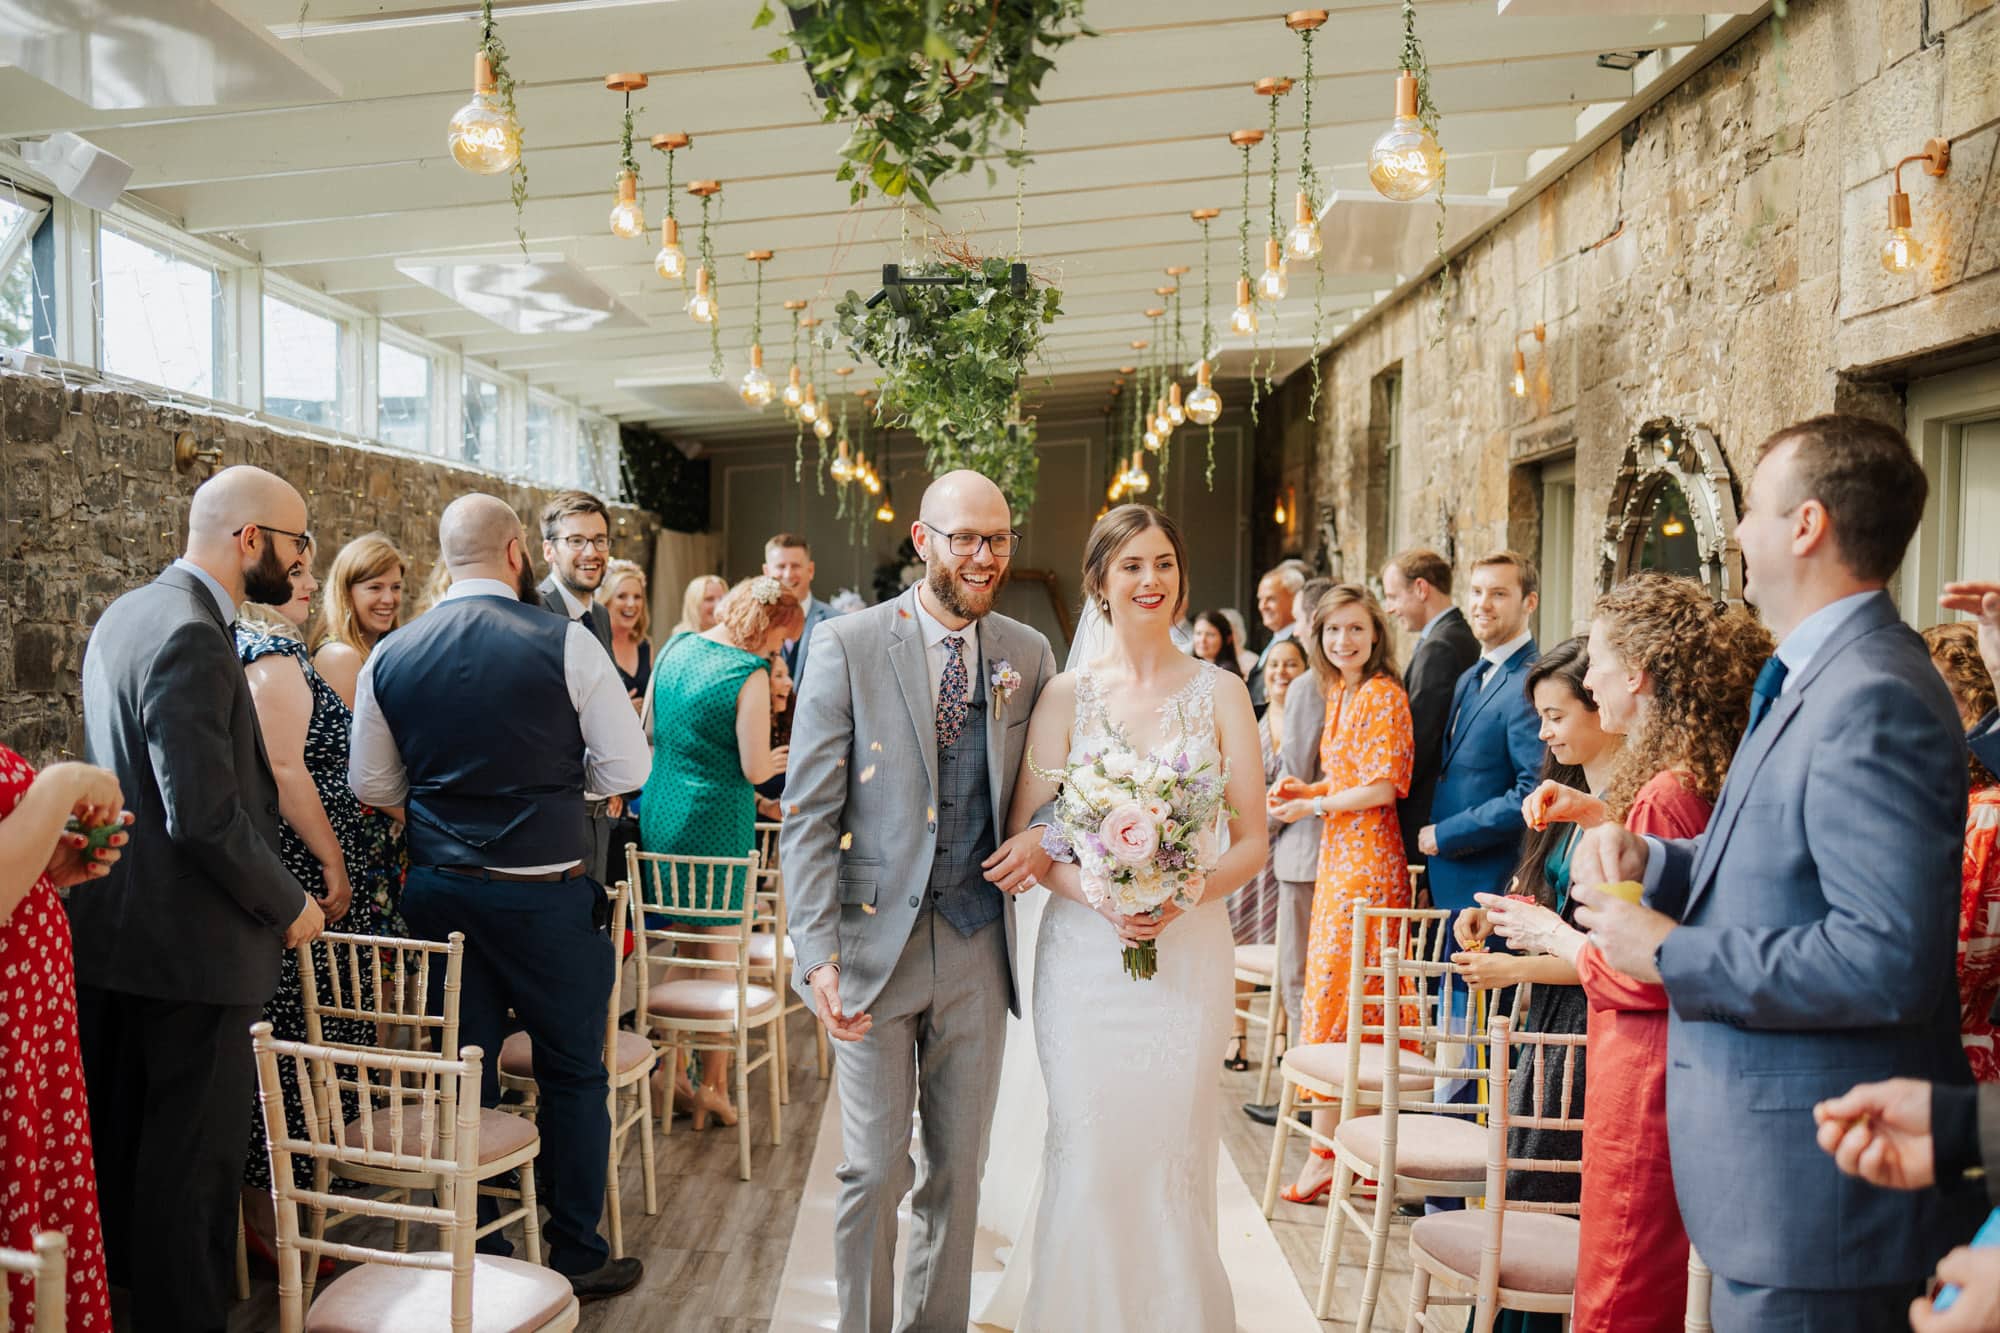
[1649,593,1981,1290]
[1423,639,1541,911]
[787,597,837,690]
[1975,708,2000,777]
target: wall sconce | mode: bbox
[1882,137,1950,274]
[173,431,221,475]
[1511,323,1545,399]
[1274,485,1294,527]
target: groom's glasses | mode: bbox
[922,523,1020,558]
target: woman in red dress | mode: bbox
[0,744,128,1331]
[1924,622,2000,1081]
[1484,573,1772,1333]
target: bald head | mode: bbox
[913,469,1014,626]
[918,469,1010,534]
[439,493,526,572]
[187,465,305,547]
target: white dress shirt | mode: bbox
[1477,628,1534,691]
[347,577,651,871]
[548,576,589,619]
[913,594,980,711]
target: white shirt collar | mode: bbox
[442,578,520,604]
[913,590,980,659]
[1415,604,1451,643]
[172,557,238,624]
[549,577,589,618]
[1775,590,1880,692]
[1480,628,1533,670]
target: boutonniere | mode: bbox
[990,660,1023,709]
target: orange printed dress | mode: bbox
[1299,672,1415,1054]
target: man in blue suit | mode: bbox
[1574,415,1983,1330]
[1418,551,1544,915]
[765,531,836,689]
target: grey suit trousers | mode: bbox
[1277,878,1314,1040]
[833,908,1009,1333]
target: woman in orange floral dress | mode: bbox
[1925,623,2000,1082]
[1269,584,1413,1202]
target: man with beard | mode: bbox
[783,470,1058,1332]
[348,492,650,1302]
[536,491,619,879]
[70,464,327,1332]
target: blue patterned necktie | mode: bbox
[937,635,969,749]
[1745,654,1789,737]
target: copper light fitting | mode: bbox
[688,180,722,197]
[604,73,649,93]
[1285,9,1329,31]
[1228,129,1266,148]
[783,299,808,311]
[1887,137,1951,228]
[747,249,773,262]
[1129,339,1149,350]
[650,132,691,151]
[1166,264,1191,277]
[1191,208,1221,222]
[1118,365,1137,375]
[1254,76,1295,97]
[1144,307,1165,319]
[1155,285,1176,297]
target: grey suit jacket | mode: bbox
[781,585,1057,1018]
[1271,668,1327,883]
[538,576,613,657]
[786,596,836,690]
[67,565,305,1006]
[1649,592,1981,1289]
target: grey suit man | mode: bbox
[1271,666,1325,1030]
[538,490,620,883]
[783,473,1056,1333]
[1572,417,1984,1330]
[68,466,322,1333]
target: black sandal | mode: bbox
[1223,1036,1251,1072]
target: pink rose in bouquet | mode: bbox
[1099,804,1159,867]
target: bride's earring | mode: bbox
[1100,599,1112,618]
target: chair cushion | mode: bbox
[1282,1041,1431,1093]
[305,1253,576,1332]
[747,933,795,968]
[1234,943,1277,979]
[1410,1208,1581,1295]
[498,1028,656,1078]
[1333,1112,1486,1181]
[341,1104,539,1165]
[646,978,780,1021]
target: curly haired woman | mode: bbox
[1483,573,1773,1333]
[1924,622,2000,1083]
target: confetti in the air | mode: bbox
[840,833,854,849]
[870,741,883,752]
[859,765,877,783]
[861,904,876,914]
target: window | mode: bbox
[99,224,223,398]
[0,189,52,354]
[1382,373,1404,556]
[378,340,432,454]
[263,293,348,430]
[525,394,568,483]
[462,371,502,467]
[1903,362,2000,624]
[579,416,622,498]
[1538,457,1576,642]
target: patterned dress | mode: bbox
[1957,783,2000,1082]
[0,745,112,1332]
[1227,713,1285,946]
[1299,673,1415,1052]
[235,628,403,1189]
[640,632,770,922]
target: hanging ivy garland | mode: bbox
[788,306,806,477]
[1397,0,1453,344]
[1238,139,1263,427]
[1298,20,1326,422]
[476,0,529,254]
[1199,210,1216,486]
[696,191,721,378]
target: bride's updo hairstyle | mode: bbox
[714,574,804,649]
[1081,504,1189,625]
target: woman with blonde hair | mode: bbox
[1482,572,1772,1332]
[672,574,728,637]
[596,557,653,705]
[311,532,407,708]
[640,575,801,1126]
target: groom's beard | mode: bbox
[927,557,1007,621]
[516,559,539,603]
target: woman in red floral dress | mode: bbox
[1924,623,2000,1082]
[0,744,128,1331]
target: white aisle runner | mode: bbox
[769,1081,1319,1333]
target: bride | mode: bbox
[998,503,1268,1331]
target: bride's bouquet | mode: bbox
[1032,743,1231,980]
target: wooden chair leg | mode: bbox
[736,1030,754,1182]
[1260,1076,1296,1218]
[1686,1249,1713,1333]
[234,1202,250,1301]
[1404,1266,1431,1333]
[1356,1176,1398,1332]
[659,1043,678,1138]
[1313,1160,1358,1320]
[1254,988,1282,1105]
[518,1161,542,1265]
[638,1066,659,1217]
[775,1004,792,1105]
[766,1025,783,1147]
[605,1085,625,1261]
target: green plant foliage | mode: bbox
[754,0,1093,210]
[831,255,1059,513]
[477,0,529,255]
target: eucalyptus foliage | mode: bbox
[754,0,1092,210]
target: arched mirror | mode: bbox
[1600,419,1743,600]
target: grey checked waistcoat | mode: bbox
[926,671,1002,935]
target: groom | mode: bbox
[784,470,1059,1332]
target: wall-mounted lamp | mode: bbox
[1511,323,1546,399]
[1274,485,1294,527]
[173,431,221,475]
[1882,138,1950,275]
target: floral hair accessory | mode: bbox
[750,575,783,606]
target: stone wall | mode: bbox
[0,370,660,766]
[1279,0,1999,627]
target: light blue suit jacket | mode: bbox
[1649,592,1981,1290]
[1424,640,1541,911]
[786,596,837,692]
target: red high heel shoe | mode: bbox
[1280,1146,1337,1205]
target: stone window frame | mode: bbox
[1598,417,1743,601]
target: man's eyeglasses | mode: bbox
[232,523,313,555]
[557,535,613,554]
[921,523,1020,558]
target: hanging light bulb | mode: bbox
[813,414,833,441]
[1167,380,1187,427]
[1369,72,1443,202]
[781,365,804,412]
[1256,236,1289,303]
[1229,276,1258,336]
[1153,400,1174,437]
[865,467,883,496]
[684,265,718,323]
[1284,190,1322,262]
[830,438,855,482]
[799,385,820,424]
[609,169,646,239]
[1880,138,1950,274]
[1511,346,1529,399]
[1143,426,1161,452]
[448,51,521,174]
[875,498,896,523]
[1274,495,1288,525]
[1126,450,1152,495]
[739,344,774,409]
[654,217,685,280]
[1186,360,1223,425]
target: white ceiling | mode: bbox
[0,0,1738,448]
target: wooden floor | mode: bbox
[221,1016,1452,1333]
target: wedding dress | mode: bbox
[1014,663,1236,1332]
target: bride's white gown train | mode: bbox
[1012,665,1237,1332]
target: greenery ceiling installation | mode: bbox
[754,0,1093,210]
[831,253,1060,514]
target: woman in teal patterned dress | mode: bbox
[640,574,802,1128]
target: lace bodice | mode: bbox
[1068,661,1222,773]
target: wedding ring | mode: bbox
[1022,875,1038,889]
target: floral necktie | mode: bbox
[937,635,969,749]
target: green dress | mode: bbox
[640,632,768,925]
